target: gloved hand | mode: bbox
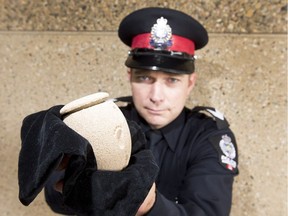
[18,105,94,206]
[62,120,159,216]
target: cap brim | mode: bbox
[125,50,195,74]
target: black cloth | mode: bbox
[120,103,239,216]
[18,105,159,216]
[18,105,93,206]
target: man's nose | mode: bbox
[149,82,164,104]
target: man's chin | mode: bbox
[144,116,166,129]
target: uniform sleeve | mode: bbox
[147,129,238,216]
[148,175,234,216]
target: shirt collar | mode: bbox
[160,109,185,152]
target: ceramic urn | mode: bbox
[60,92,131,171]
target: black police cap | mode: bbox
[118,7,208,74]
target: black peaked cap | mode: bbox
[118,7,208,50]
[118,7,209,74]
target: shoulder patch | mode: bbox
[209,133,238,173]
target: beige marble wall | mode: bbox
[0,1,287,216]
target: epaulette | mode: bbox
[191,106,230,130]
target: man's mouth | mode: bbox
[146,107,165,115]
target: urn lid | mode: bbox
[60,92,110,115]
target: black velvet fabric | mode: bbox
[18,105,159,216]
[18,105,92,206]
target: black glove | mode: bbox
[62,120,159,216]
[18,105,95,206]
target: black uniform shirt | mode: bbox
[120,103,239,216]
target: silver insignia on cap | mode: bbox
[150,17,172,50]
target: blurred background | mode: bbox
[0,1,287,215]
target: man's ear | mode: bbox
[188,73,197,89]
[127,68,132,81]
[186,72,197,96]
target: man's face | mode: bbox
[128,69,196,129]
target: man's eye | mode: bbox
[137,76,150,81]
[167,78,179,83]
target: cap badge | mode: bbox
[150,17,172,50]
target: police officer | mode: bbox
[116,7,239,215]
[42,7,239,216]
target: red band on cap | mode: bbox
[131,33,195,55]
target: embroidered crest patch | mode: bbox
[209,133,238,173]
